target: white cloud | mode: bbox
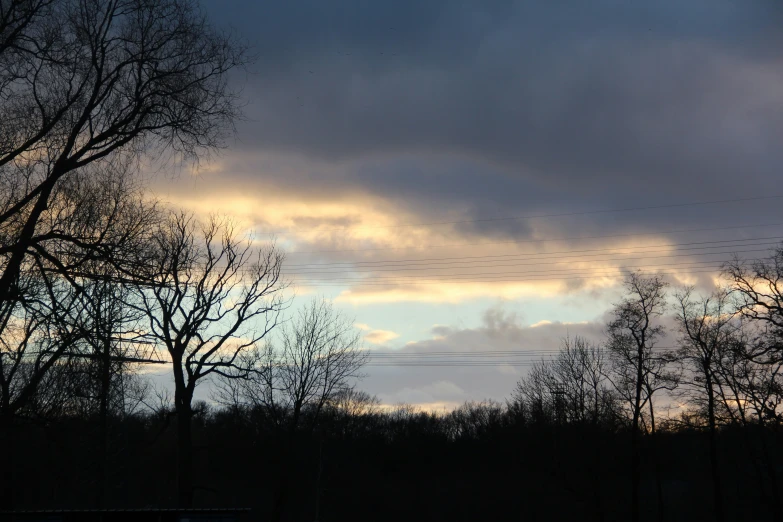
[356,322,400,345]
[529,320,553,328]
[364,328,400,345]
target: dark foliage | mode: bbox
[3,398,782,522]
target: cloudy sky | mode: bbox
[151,0,783,409]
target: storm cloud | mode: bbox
[174,0,783,248]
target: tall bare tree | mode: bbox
[135,212,285,508]
[724,249,783,521]
[0,0,247,323]
[274,299,368,432]
[606,272,674,522]
[673,286,739,522]
[217,297,367,521]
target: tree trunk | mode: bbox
[759,423,782,522]
[737,414,774,519]
[177,405,194,508]
[172,353,194,508]
[271,404,303,522]
[0,415,15,510]
[314,436,323,522]
[631,418,641,522]
[97,307,111,508]
[591,425,606,522]
[0,173,57,306]
[631,348,644,522]
[705,370,724,522]
[649,398,664,522]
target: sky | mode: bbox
[150,0,783,410]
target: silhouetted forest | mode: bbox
[5,379,783,522]
[3,1,783,522]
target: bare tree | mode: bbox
[218,297,367,522]
[219,298,368,434]
[134,212,285,508]
[673,286,740,522]
[448,400,505,440]
[511,336,612,426]
[724,250,783,521]
[605,272,675,522]
[725,248,783,361]
[0,255,83,417]
[510,335,615,521]
[274,299,368,432]
[553,336,610,425]
[511,356,556,424]
[0,0,247,330]
[0,164,157,419]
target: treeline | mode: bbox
[5,373,783,522]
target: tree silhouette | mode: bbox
[216,297,367,521]
[673,286,742,522]
[0,0,247,390]
[133,212,285,508]
[606,272,675,522]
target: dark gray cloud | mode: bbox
[189,0,783,244]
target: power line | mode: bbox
[366,348,677,357]
[286,221,783,255]
[365,362,545,367]
[294,267,726,286]
[364,347,680,367]
[370,350,555,354]
[289,244,778,285]
[289,257,759,283]
[283,235,783,269]
[284,244,777,276]
[290,256,764,284]
[103,234,777,284]
[138,348,681,369]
